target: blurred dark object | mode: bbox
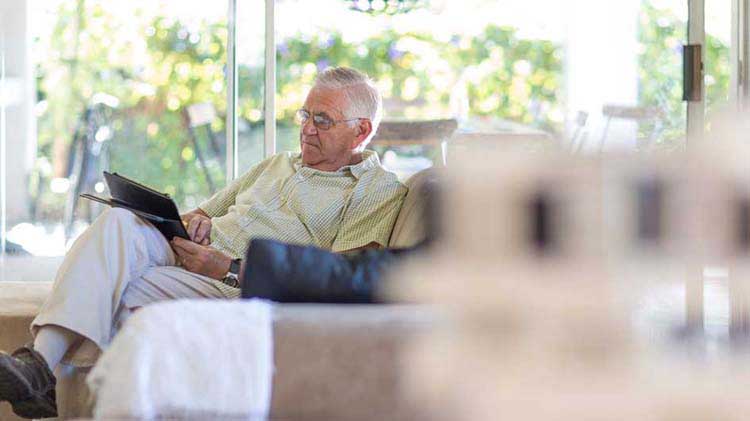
[635,177,665,245]
[241,239,426,303]
[528,190,558,256]
[3,240,30,255]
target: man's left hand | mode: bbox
[171,237,231,280]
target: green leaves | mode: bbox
[276,25,563,131]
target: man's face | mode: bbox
[299,87,360,171]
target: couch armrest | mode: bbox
[271,304,436,420]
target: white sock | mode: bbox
[33,325,78,370]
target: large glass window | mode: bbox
[704,0,732,117]
[236,0,267,175]
[272,0,689,178]
[0,0,743,275]
[4,0,228,260]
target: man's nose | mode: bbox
[302,118,318,136]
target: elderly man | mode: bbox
[0,67,406,419]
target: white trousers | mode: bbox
[31,208,240,367]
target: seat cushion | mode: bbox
[0,282,51,421]
[271,304,433,419]
[0,282,49,350]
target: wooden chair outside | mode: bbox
[370,119,458,165]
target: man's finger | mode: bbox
[195,220,211,243]
[174,250,189,263]
[171,242,189,258]
[193,219,205,242]
[171,245,189,263]
[187,217,199,241]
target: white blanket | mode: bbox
[86,299,274,420]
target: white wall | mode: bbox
[565,0,641,151]
[0,0,34,223]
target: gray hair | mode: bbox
[314,67,383,151]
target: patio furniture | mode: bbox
[371,118,458,165]
[598,104,664,152]
[181,102,225,193]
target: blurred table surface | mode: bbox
[371,117,551,148]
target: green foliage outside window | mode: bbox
[30,0,730,222]
[34,4,228,219]
[275,26,563,127]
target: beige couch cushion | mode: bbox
[272,304,432,420]
[388,169,436,248]
[0,282,47,350]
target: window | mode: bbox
[236,0,267,174]
[705,0,732,117]
[0,0,744,273]
[3,0,228,258]
[274,0,567,177]
[273,0,691,171]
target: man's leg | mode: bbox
[32,325,79,371]
[31,208,177,358]
[119,265,241,318]
[49,266,239,419]
[0,207,175,419]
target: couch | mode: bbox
[0,169,436,420]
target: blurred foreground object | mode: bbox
[387,121,750,419]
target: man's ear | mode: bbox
[351,119,373,150]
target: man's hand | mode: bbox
[171,237,231,280]
[182,209,212,245]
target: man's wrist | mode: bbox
[228,258,242,276]
[219,257,242,288]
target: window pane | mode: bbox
[634,0,688,151]
[705,0,732,119]
[275,0,688,179]
[3,0,228,265]
[236,0,266,174]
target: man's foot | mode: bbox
[0,344,57,419]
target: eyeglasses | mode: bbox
[295,109,364,131]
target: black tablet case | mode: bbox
[80,171,190,241]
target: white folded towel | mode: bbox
[86,299,274,420]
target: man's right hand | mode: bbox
[183,211,212,245]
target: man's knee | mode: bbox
[85,208,144,239]
[98,207,139,226]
